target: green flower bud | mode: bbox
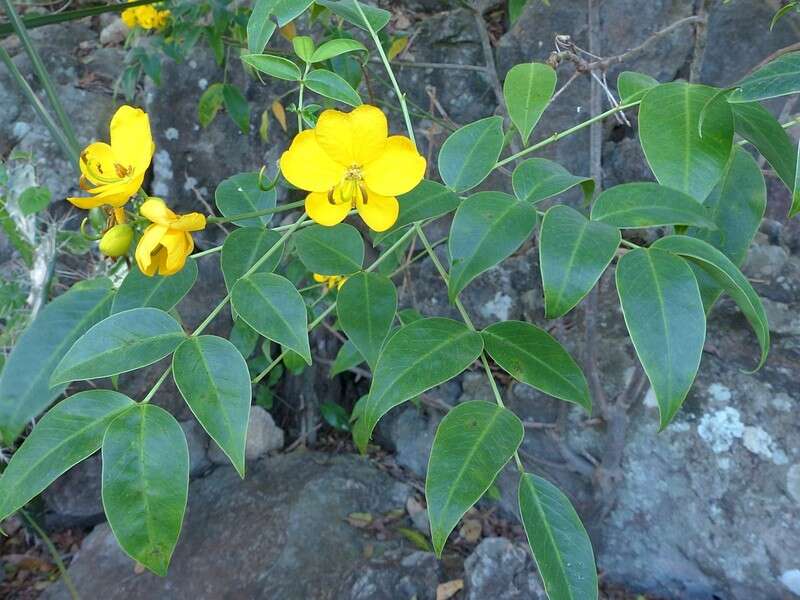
[98,224,133,257]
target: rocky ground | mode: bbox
[1,0,800,599]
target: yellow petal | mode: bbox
[280,130,345,192]
[135,224,168,275]
[305,191,351,226]
[363,136,426,197]
[139,197,176,225]
[67,176,141,209]
[313,273,327,283]
[79,142,117,186]
[109,105,154,175]
[171,212,206,232]
[357,190,398,232]
[314,105,387,166]
[160,230,191,274]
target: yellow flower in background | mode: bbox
[68,105,154,209]
[121,7,138,28]
[313,273,347,290]
[121,3,170,30]
[279,105,426,232]
[135,198,206,276]
[154,9,171,29]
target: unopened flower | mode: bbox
[99,224,134,257]
[68,105,154,209]
[279,105,425,232]
[313,273,347,290]
[135,198,205,276]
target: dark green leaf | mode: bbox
[241,54,303,81]
[221,228,284,292]
[222,84,250,134]
[229,318,260,359]
[316,0,391,31]
[503,63,556,143]
[617,71,659,103]
[438,116,505,193]
[305,69,362,107]
[728,51,800,103]
[272,0,314,25]
[198,83,224,128]
[508,0,528,23]
[294,223,364,275]
[337,272,397,370]
[329,339,365,376]
[512,158,594,204]
[112,260,197,314]
[320,401,350,431]
[731,102,796,192]
[215,172,277,228]
[247,0,277,53]
[373,180,460,245]
[18,186,51,215]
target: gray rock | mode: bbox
[180,419,211,477]
[762,298,800,336]
[744,242,789,281]
[345,550,442,600]
[207,406,284,466]
[43,455,104,528]
[463,537,546,600]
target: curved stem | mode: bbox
[206,199,305,224]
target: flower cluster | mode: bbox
[313,273,347,290]
[121,2,170,30]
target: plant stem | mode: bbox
[297,62,310,132]
[352,0,416,146]
[20,510,80,600]
[191,245,223,259]
[206,199,305,224]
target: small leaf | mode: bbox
[221,228,284,292]
[337,273,397,370]
[316,0,391,31]
[311,38,366,63]
[387,37,408,61]
[294,223,364,275]
[241,54,303,81]
[448,192,537,302]
[519,473,598,600]
[215,172,277,228]
[231,273,311,364]
[770,1,798,30]
[728,51,800,103]
[482,320,591,411]
[247,0,277,53]
[426,401,523,556]
[222,84,250,134]
[512,158,594,204]
[173,336,252,477]
[305,69,362,107]
[617,71,658,103]
[616,248,706,428]
[793,137,800,218]
[508,0,528,24]
[102,404,188,576]
[272,0,314,26]
[320,401,350,431]
[198,83,224,128]
[438,116,505,193]
[330,339,365,377]
[503,63,556,143]
[353,318,483,452]
[229,318,260,359]
[373,180,460,245]
[590,182,716,229]
[18,186,51,215]
[51,308,186,385]
[292,35,315,61]
[112,260,198,314]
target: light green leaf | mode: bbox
[112,260,197,314]
[198,83,224,128]
[731,101,795,193]
[51,308,186,385]
[173,336,252,477]
[311,38,366,63]
[0,280,114,444]
[728,51,800,103]
[482,320,590,411]
[639,82,734,201]
[247,0,277,53]
[272,0,314,25]
[438,116,505,193]
[305,69,362,107]
[793,137,800,218]
[241,54,303,81]
[353,318,483,452]
[337,272,397,370]
[316,0,391,31]
[539,205,620,319]
[101,404,188,576]
[617,71,658,103]
[215,172,277,228]
[18,186,51,215]
[330,339,365,377]
[426,401,523,556]
[292,36,315,61]
[519,473,598,600]
[448,192,537,302]
[231,273,311,364]
[503,63,556,143]
[590,182,716,229]
[373,180,460,245]
[0,390,133,522]
[616,248,706,428]
[221,228,284,292]
[294,223,364,275]
[512,158,594,204]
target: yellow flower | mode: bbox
[99,224,134,257]
[135,198,206,276]
[279,105,426,232]
[313,273,347,290]
[68,105,154,209]
[135,6,158,29]
[121,7,137,28]
[154,9,171,29]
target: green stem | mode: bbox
[206,199,305,224]
[191,245,223,259]
[1,0,80,158]
[20,510,81,600]
[297,62,310,132]
[352,0,416,146]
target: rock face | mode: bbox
[463,538,546,600]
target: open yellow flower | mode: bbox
[135,198,206,276]
[68,105,154,210]
[313,273,347,290]
[279,105,426,232]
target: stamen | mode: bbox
[328,189,337,205]
[359,183,369,205]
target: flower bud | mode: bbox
[99,224,133,257]
[88,207,106,232]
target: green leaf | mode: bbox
[112,260,197,314]
[590,182,716,229]
[652,236,769,370]
[292,36,315,61]
[198,83,224,128]
[330,339,365,377]
[512,158,594,204]
[793,138,800,218]
[352,318,483,452]
[539,205,620,319]
[173,336,252,477]
[102,404,188,576]
[373,180,460,245]
[337,272,397,370]
[0,280,113,444]
[305,69,362,107]
[617,71,658,103]
[438,116,505,193]
[616,248,706,428]
[294,223,364,275]
[241,54,302,81]
[426,401,523,556]
[272,0,314,25]
[18,186,51,215]
[215,172,277,228]
[229,318,260,359]
[448,192,537,302]
[221,228,284,292]
[397,308,424,325]
[231,273,311,364]
[51,308,186,385]
[503,63,556,143]
[222,84,250,134]
[728,51,800,103]
[320,401,350,431]
[482,320,590,411]
[316,0,391,31]
[247,0,277,53]
[731,102,796,193]
[519,473,598,600]
[770,1,799,30]
[639,82,734,201]
[311,38,366,62]
[508,0,528,24]
[0,390,133,522]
